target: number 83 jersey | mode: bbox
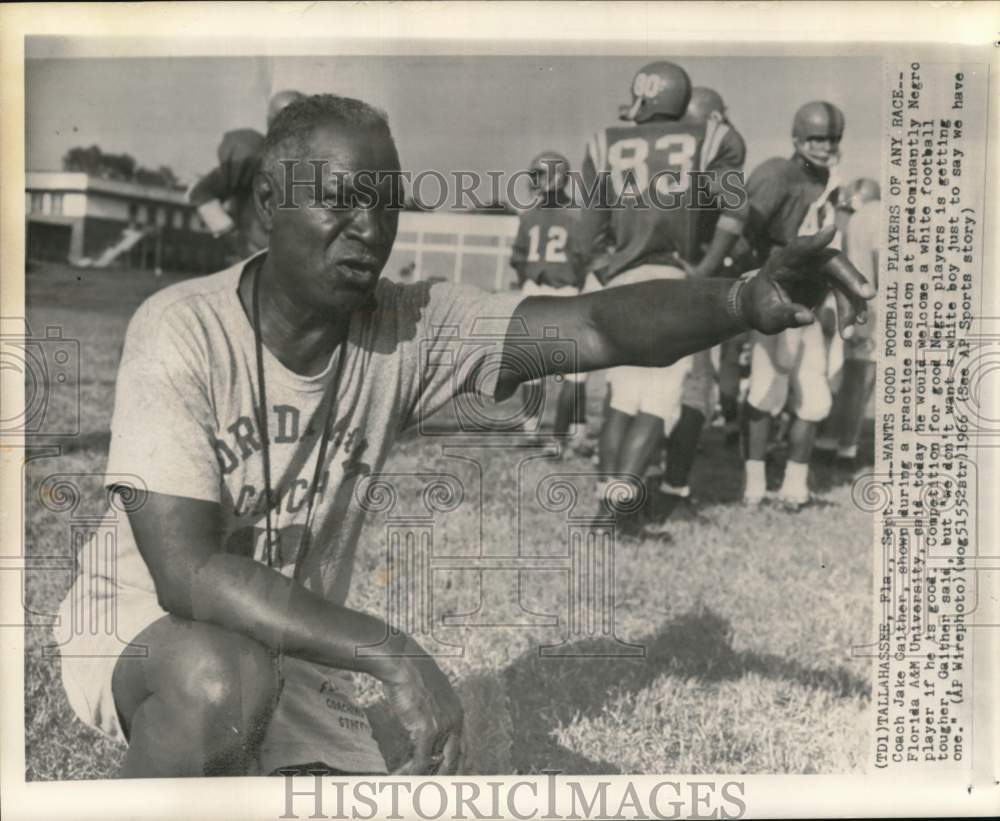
[580,117,746,283]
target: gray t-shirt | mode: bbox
[81,255,523,772]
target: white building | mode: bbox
[25,171,227,272]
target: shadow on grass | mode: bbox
[675,419,876,508]
[29,604,867,780]
[368,605,869,775]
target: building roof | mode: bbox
[26,171,189,205]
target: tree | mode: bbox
[133,165,178,188]
[63,145,135,180]
[62,145,104,176]
[100,151,136,181]
[155,165,179,189]
[63,145,177,187]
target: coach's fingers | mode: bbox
[833,287,865,337]
[392,750,433,775]
[392,728,437,775]
[391,756,417,775]
[777,225,838,267]
[822,249,876,303]
[439,730,462,775]
[415,732,439,775]
[774,302,815,331]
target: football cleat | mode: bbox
[775,491,810,512]
[638,518,674,542]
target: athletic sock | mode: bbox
[814,435,839,452]
[744,459,766,499]
[660,482,690,498]
[780,459,810,499]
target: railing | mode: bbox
[385,210,520,293]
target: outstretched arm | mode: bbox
[493,225,874,400]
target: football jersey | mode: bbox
[579,116,747,283]
[510,194,585,289]
[744,154,840,262]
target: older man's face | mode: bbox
[267,120,401,313]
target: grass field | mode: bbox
[23,263,873,780]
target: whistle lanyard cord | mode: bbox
[251,263,348,579]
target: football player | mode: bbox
[187,89,304,262]
[578,62,748,531]
[741,101,847,509]
[652,85,749,519]
[510,151,589,438]
[816,177,880,463]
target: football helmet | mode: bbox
[618,61,692,123]
[792,101,845,168]
[527,150,570,194]
[844,177,881,211]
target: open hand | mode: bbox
[738,225,875,337]
[382,637,464,775]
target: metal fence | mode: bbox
[385,211,520,292]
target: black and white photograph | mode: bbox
[2,3,997,819]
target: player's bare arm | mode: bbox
[124,491,463,775]
[494,224,873,400]
[686,220,741,279]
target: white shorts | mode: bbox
[607,358,691,433]
[603,265,690,433]
[747,322,832,422]
[580,272,604,295]
[55,579,169,743]
[520,279,577,298]
[520,279,586,383]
